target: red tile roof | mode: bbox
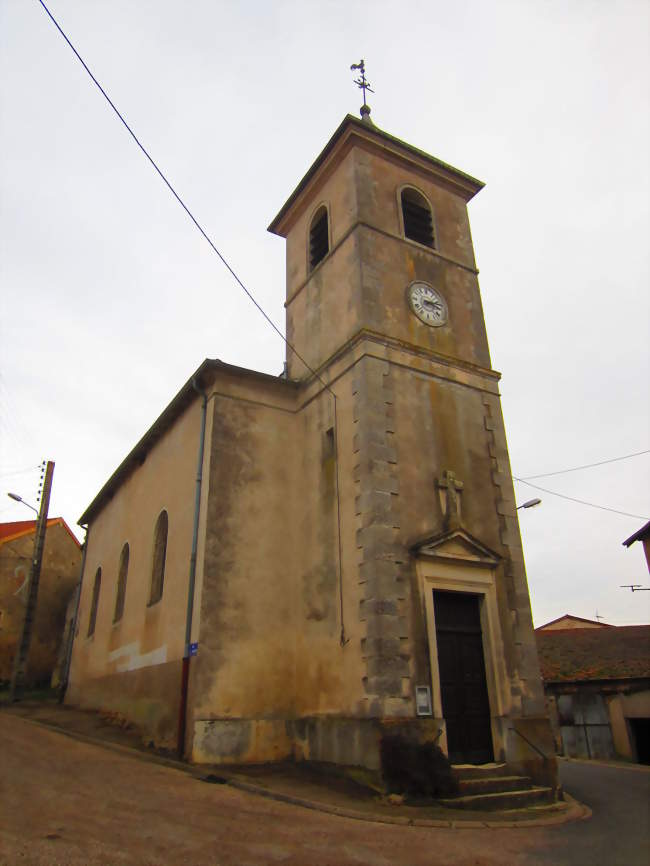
[0,517,81,547]
[536,625,650,683]
[0,519,40,541]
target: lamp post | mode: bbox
[8,460,55,701]
[517,498,542,511]
[7,492,38,514]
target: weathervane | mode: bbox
[350,59,374,121]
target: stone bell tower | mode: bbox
[268,113,555,786]
[268,115,490,380]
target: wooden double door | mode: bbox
[434,590,494,764]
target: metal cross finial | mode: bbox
[350,59,374,120]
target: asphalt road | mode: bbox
[0,713,648,866]
[531,759,650,866]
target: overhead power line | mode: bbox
[36,0,350,642]
[0,464,41,479]
[34,3,648,535]
[519,449,650,480]
[513,476,649,520]
[35,0,329,397]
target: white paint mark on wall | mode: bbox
[13,565,28,597]
[107,643,139,662]
[108,641,167,672]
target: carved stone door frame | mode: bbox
[412,530,510,763]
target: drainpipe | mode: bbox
[177,378,208,759]
[58,524,88,703]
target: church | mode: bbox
[66,109,556,789]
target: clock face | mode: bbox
[407,281,448,327]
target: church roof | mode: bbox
[78,358,297,526]
[268,114,485,236]
[536,625,650,683]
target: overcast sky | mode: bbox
[1,0,648,628]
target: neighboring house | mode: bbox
[0,517,81,687]
[536,623,650,764]
[537,614,612,632]
[623,519,650,574]
[66,113,555,788]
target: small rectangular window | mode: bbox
[113,543,129,623]
[88,568,101,636]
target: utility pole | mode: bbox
[10,460,55,701]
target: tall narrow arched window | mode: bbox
[88,568,101,636]
[113,543,129,623]
[149,510,168,605]
[401,188,435,248]
[309,205,329,270]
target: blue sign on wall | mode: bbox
[189,642,199,657]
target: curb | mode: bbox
[223,779,591,829]
[6,712,591,829]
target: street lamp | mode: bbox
[517,498,542,510]
[7,492,39,514]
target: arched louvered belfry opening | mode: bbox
[309,205,329,270]
[401,187,435,248]
[149,510,168,605]
[88,568,101,636]
[113,542,129,622]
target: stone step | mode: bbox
[457,775,533,796]
[451,762,510,781]
[440,786,555,811]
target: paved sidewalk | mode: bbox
[0,699,587,829]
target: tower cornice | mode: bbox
[268,115,485,237]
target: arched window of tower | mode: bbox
[309,205,329,270]
[401,187,435,248]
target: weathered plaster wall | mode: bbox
[67,397,205,747]
[189,365,370,763]
[191,393,299,726]
[293,384,367,720]
[0,522,80,686]
[190,372,300,762]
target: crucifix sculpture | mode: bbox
[437,469,464,530]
